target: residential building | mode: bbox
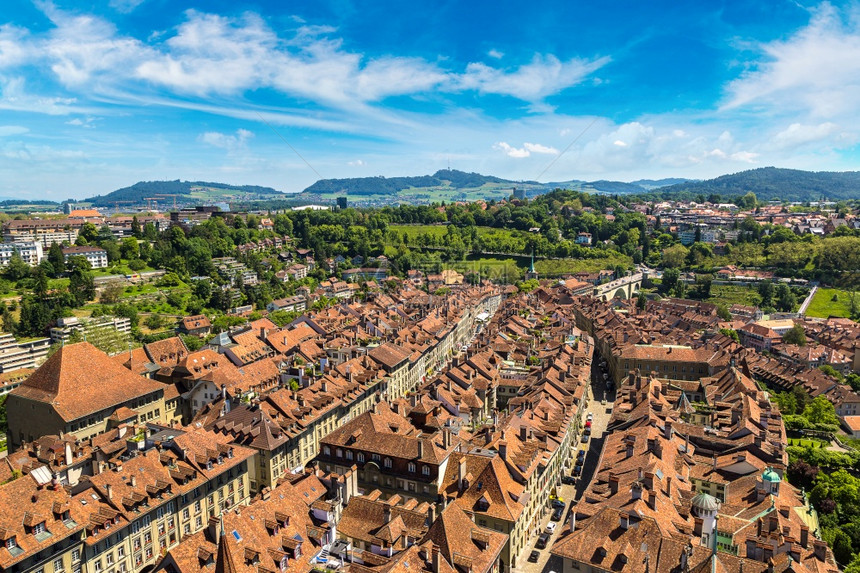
[0,333,51,374]
[0,241,43,266]
[62,246,109,269]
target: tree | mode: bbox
[99,281,125,305]
[694,274,712,299]
[661,268,680,295]
[803,395,839,426]
[662,244,688,268]
[636,291,646,310]
[1,305,16,334]
[772,391,797,415]
[48,242,65,277]
[783,323,807,346]
[3,253,30,281]
[145,313,165,330]
[131,216,142,238]
[758,281,775,308]
[719,328,739,343]
[819,364,844,382]
[67,257,95,306]
[775,283,797,312]
[120,237,139,260]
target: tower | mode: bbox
[525,250,538,281]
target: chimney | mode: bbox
[664,421,673,440]
[427,504,437,525]
[458,457,467,490]
[666,476,672,498]
[626,442,634,458]
[647,491,656,510]
[693,517,703,537]
[631,482,642,501]
[499,440,507,461]
[130,475,137,487]
[800,525,809,548]
[260,327,268,340]
[520,426,527,441]
[321,381,328,393]
[64,442,73,466]
[383,505,392,524]
[609,473,619,495]
[117,426,127,440]
[417,439,424,459]
[105,483,112,500]
[431,544,441,573]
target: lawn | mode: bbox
[805,287,857,319]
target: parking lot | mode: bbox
[516,355,616,573]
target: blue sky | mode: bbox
[1,0,860,200]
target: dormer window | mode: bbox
[207,461,213,470]
[408,463,416,473]
[323,446,331,456]
[384,458,392,469]
[33,522,46,535]
[228,448,234,459]
[357,453,365,463]
[5,536,17,550]
[422,466,430,476]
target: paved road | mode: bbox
[516,353,616,573]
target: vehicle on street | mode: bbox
[577,449,586,459]
[585,420,592,428]
[551,507,564,521]
[572,465,582,476]
[586,412,593,421]
[575,458,584,468]
[581,434,590,443]
[546,522,557,534]
[583,427,591,436]
[528,551,540,563]
[562,475,576,485]
[551,497,565,508]
[536,533,550,549]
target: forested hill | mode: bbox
[303,169,517,196]
[85,180,284,206]
[656,167,860,201]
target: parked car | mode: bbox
[552,507,564,521]
[581,434,590,443]
[575,458,584,468]
[586,412,593,421]
[536,533,550,549]
[583,427,591,436]
[573,465,582,476]
[528,551,540,563]
[551,499,565,509]
[585,420,592,428]
[562,475,576,485]
[577,449,586,459]
[546,522,557,534]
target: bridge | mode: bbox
[593,272,643,301]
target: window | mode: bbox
[384,458,392,469]
[4,537,16,551]
[72,550,80,563]
[323,446,331,455]
[94,561,103,573]
[194,500,202,513]
[184,524,191,535]
[182,509,189,520]
[54,558,64,572]
[144,532,152,545]
[422,466,430,476]
[117,547,125,558]
[408,462,416,473]
[106,553,114,566]
[345,450,353,460]
[195,516,203,529]
[335,449,342,458]
[357,453,365,463]
[33,522,46,535]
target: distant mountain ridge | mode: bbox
[657,167,860,201]
[302,169,684,196]
[85,180,284,207]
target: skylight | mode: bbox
[232,530,242,542]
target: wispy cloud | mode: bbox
[724,2,860,119]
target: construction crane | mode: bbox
[142,197,158,211]
[113,200,133,211]
[154,194,181,210]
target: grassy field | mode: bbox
[805,288,857,319]
[534,255,632,276]
[707,284,762,308]
[389,224,525,242]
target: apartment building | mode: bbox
[0,333,50,374]
[0,241,43,266]
[62,246,109,269]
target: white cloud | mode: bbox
[348,159,365,166]
[768,122,842,150]
[65,116,97,128]
[487,49,504,59]
[0,25,32,69]
[0,126,29,136]
[493,142,530,158]
[724,3,860,118]
[457,54,610,102]
[0,76,80,115]
[198,128,253,151]
[523,142,558,155]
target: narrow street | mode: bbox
[517,353,616,573]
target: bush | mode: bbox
[128,259,146,271]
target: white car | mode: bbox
[586,412,594,421]
[545,522,557,534]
